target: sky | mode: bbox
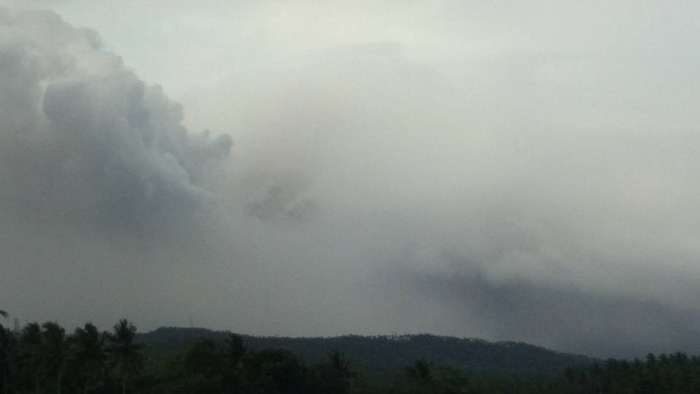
[1,0,700,358]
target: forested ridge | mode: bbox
[137,327,594,378]
[3,316,700,393]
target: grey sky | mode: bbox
[1,1,700,358]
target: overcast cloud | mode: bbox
[1,1,700,358]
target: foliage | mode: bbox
[37,322,70,393]
[71,323,108,393]
[0,319,144,394]
[137,328,594,379]
[4,320,700,393]
[107,319,144,394]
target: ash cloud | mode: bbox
[402,266,700,359]
[0,6,235,327]
[179,18,700,356]
[0,6,231,237]
[4,2,700,359]
[247,182,316,223]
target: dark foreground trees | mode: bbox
[0,319,143,394]
[37,322,70,394]
[6,316,700,393]
[0,322,14,394]
[152,333,365,394]
[160,334,313,393]
[107,320,143,394]
[554,353,700,393]
[72,323,107,394]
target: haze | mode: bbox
[2,1,700,358]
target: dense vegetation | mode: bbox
[3,316,700,393]
[0,318,142,394]
[137,327,593,379]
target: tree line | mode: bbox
[138,328,593,379]
[0,317,142,394]
[4,312,700,393]
[0,316,365,394]
[556,353,700,393]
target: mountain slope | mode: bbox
[137,327,595,378]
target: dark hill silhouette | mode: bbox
[137,327,595,378]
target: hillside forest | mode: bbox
[2,316,700,393]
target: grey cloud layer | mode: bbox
[177,1,700,357]
[3,2,700,358]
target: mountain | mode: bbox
[136,327,595,378]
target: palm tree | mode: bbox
[17,323,43,393]
[0,309,12,393]
[71,323,108,394]
[0,324,16,394]
[39,322,70,394]
[107,319,143,394]
[222,334,249,391]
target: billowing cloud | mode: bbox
[0,6,231,235]
[0,6,235,326]
[3,2,700,359]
